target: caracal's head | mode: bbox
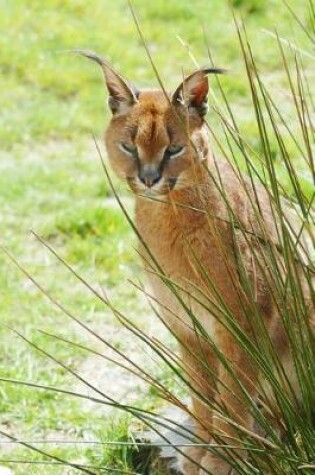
[79,51,223,196]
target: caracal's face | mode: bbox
[77,51,221,195]
[105,90,203,197]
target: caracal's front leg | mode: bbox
[199,332,258,475]
[177,342,218,475]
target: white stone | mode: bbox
[0,467,14,475]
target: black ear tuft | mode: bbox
[172,67,225,117]
[74,49,138,115]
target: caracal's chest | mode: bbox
[135,195,234,337]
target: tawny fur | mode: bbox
[81,51,314,475]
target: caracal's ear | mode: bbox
[171,68,225,117]
[75,50,138,115]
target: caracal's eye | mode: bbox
[165,145,186,158]
[119,143,137,156]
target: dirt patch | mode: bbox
[74,313,171,414]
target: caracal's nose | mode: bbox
[139,165,161,188]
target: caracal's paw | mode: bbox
[178,446,206,475]
[199,453,233,475]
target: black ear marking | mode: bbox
[172,67,225,117]
[74,49,139,115]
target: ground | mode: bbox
[0,138,179,474]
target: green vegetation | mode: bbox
[0,0,310,149]
[0,0,313,473]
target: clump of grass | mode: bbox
[231,0,265,14]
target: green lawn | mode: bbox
[0,0,313,473]
[1,0,311,149]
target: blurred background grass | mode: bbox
[0,0,310,148]
[0,0,313,473]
